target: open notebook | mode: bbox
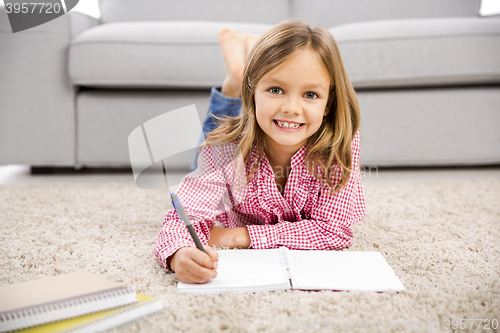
[177,248,405,294]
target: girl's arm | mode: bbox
[246,130,366,251]
[155,209,216,272]
[154,143,239,272]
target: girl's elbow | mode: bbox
[327,227,354,250]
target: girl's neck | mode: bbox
[264,143,293,172]
[261,134,308,172]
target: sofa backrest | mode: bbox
[293,0,482,27]
[99,0,482,27]
[98,0,290,24]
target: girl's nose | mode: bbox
[281,97,301,115]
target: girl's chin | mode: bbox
[265,136,308,151]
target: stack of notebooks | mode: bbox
[0,271,163,333]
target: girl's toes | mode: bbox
[217,27,231,40]
[242,33,261,56]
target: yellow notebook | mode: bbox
[18,294,163,333]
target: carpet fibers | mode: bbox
[0,179,499,333]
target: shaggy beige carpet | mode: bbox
[0,179,499,333]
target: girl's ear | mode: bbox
[324,97,334,117]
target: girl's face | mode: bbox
[254,47,331,158]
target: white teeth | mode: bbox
[276,120,301,129]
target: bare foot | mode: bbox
[242,33,261,62]
[218,28,246,98]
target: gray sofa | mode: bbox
[1,0,499,170]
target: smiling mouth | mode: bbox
[274,120,304,129]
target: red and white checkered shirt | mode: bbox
[155,130,366,272]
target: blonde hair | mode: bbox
[203,17,361,193]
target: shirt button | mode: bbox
[284,208,290,213]
[260,236,267,243]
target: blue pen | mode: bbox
[170,192,206,253]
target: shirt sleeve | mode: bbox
[246,130,366,250]
[154,144,237,271]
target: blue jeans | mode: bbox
[190,86,243,171]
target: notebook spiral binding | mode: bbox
[0,287,136,332]
[70,296,163,333]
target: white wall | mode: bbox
[72,0,101,19]
[480,0,500,16]
[60,0,500,19]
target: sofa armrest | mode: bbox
[68,11,100,39]
[0,5,77,166]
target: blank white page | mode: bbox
[288,250,405,292]
[177,249,290,294]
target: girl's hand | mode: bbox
[167,245,218,284]
[208,226,251,248]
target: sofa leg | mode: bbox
[30,166,55,174]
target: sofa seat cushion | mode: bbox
[69,21,272,88]
[331,17,500,89]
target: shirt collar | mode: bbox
[258,143,309,177]
[290,144,309,169]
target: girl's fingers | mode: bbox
[182,272,206,284]
[190,247,213,269]
[184,263,216,283]
[182,276,197,284]
[188,250,217,280]
[203,245,219,269]
[174,246,219,283]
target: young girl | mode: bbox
[155,18,366,284]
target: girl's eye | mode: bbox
[267,88,319,99]
[269,87,282,94]
[305,92,319,100]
